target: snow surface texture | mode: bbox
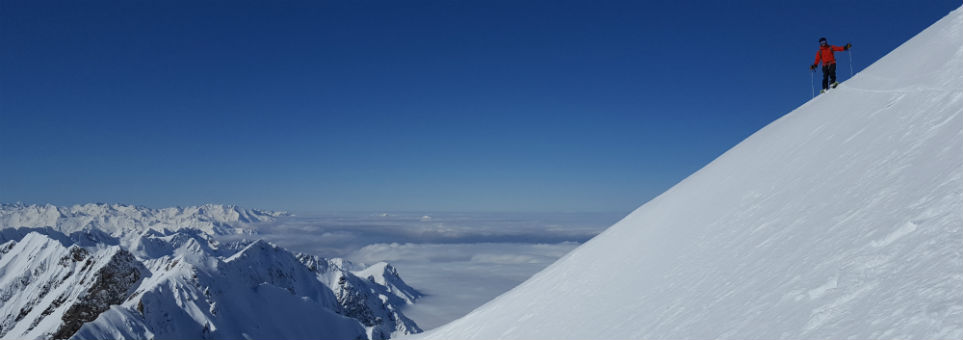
[418,7,963,340]
[0,204,422,340]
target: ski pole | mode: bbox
[848,46,854,77]
[810,70,815,99]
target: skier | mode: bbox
[810,37,852,93]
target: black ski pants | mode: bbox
[821,63,837,89]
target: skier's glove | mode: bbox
[810,64,817,70]
[845,43,852,50]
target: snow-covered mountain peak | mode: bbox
[0,203,286,237]
[0,232,146,340]
[354,262,423,305]
[225,238,275,260]
[418,6,963,340]
[0,205,424,339]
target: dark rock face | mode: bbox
[52,250,144,339]
[336,274,382,327]
[332,271,422,340]
[295,253,334,274]
[0,241,14,256]
[59,246,89,266]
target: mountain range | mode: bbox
[0,203,422,340]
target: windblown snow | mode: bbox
[0,203,423,340]
[418,7,963,340]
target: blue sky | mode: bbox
[1,0,958,212]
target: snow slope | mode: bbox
[0,205,423,339]
[418,7,963,339]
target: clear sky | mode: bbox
[1,0,959,213]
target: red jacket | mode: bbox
[814,45,846,66]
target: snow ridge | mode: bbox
[0,204,422,340]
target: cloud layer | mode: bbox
[224,212,618,258]
[220,211,622,330]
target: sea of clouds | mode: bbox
[219,211,623,329]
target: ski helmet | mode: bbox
[819,37,828,43]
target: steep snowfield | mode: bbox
[0,205,423,339]
[419,7,963,340]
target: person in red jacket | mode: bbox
[810,37,852,92]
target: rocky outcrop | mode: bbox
[52,250,144,339]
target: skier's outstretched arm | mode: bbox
[833,43,852,52]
